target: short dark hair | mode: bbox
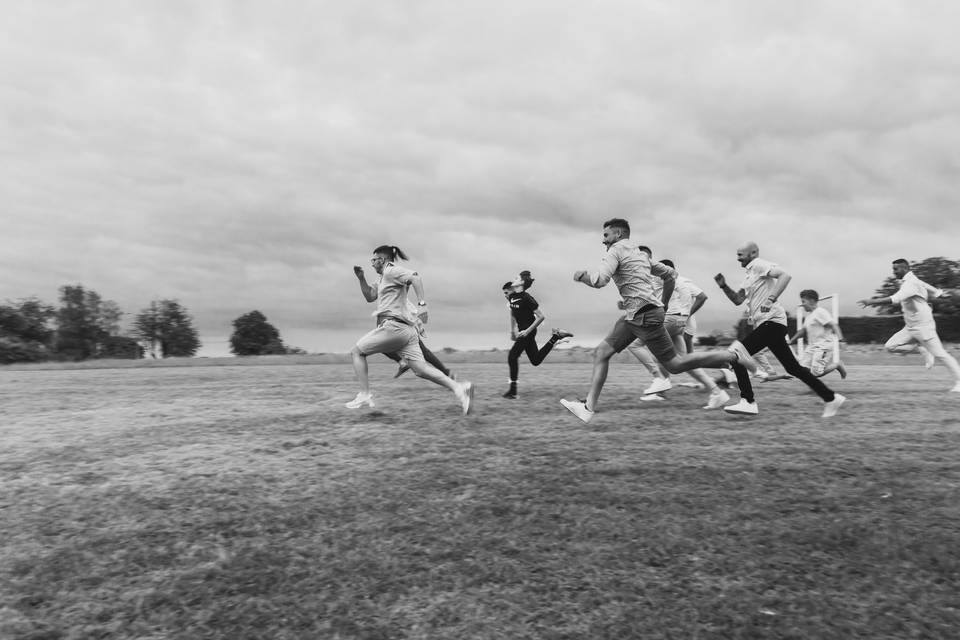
[373,245,409,262]
[892,258,910,267]
[800,289,819,301]
[603,218,630,236]
[637,245,652,256]
[502,281,514,291]
[659,259,675,269]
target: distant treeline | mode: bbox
[1,284,302,364]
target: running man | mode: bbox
[653,259,730,409]
[560,218,756,423]
[858,258,960,392]
[348,245,474,413]
[502,271,573,399]
[714,241,845,417]
[788,289,848,379]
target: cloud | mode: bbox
[2,1,959,353]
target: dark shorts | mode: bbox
[604,308,677,361]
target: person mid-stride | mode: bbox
[502,270,573,399]
[714,241,846,418]
[348,244,474,415]
[560,218,758,424]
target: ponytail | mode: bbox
[373,244,409,262]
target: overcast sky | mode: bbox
[3,0,959,355]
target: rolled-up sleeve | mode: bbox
[889,281,916,305]
[589,247,620,288]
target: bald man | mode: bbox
[714,241,846,418]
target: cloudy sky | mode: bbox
[3,0,959,355]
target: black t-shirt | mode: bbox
[508,291,539,331]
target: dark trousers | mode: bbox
[384,340,450,377]
[734,321,835,403]
[508,331,555,381]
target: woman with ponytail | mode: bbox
[349,245,474,414]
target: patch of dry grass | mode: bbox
[2,360,959,639]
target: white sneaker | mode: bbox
[345,392,374,409]
[643,377,672,395]
[703,388,730,410]
[723,399,758,415]
[456,382,475,415]
[640,393,665,402]
[951,382,960,393]
[822,393,846,418]
[727,341,758,374]
[560,398,594,423]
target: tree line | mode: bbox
[0,285,300,364]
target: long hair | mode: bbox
[373,245,409,262]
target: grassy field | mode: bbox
[2,356,959,639]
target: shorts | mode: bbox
[800,340,833,376]
[663,314,687,338]
[356,319,424,362]
[604,308,677,361]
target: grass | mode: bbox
[2,358,959,639]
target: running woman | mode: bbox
[858,258,960,392]
[353,269,453,380]
[788,289,848,379]
[560,218,756,424]
[348,245,474,413]
[502,271,573,398]
[714,241,845,417]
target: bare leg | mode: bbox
[350,346,370,394]
[408,359,459,391]
[585,341,617,411]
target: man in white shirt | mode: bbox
[788,289,847,379]
[715,241,846,417]
[643,259,730,408]
[858,258,960,392]
[560,219,755,423]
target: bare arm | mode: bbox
[518,309,545,338]
[353,266,378,302]
[714,273,747,306]
[688,292,708,317]
[787,327,807,345]
[762,267,791,311]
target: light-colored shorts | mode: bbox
[800,340,833,376]
[605,308,677,362]
[684,314,697,337]
[664,314,687,338]
[356,319,424,362]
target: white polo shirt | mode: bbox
[738,258,788,327]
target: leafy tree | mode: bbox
[0,297,57,363]
[133,300,201,358]
[872,257,960,316]
[55,285,123,360]
[230,310,286,355]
